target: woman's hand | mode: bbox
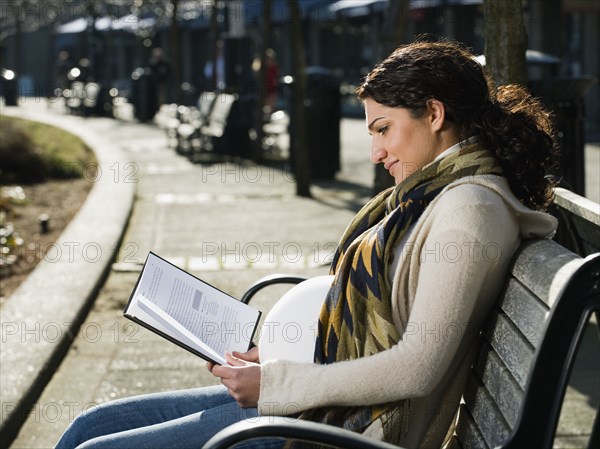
[233,346,260,363]
[206,346,259,373]
[208,351,261,408]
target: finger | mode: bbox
[231,351,246,360]
[211,364,232,379]
[225,352,246,367]
[233,347,259,362]
[206,362,215,373]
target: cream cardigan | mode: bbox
[258,175,557,448]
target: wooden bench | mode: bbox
[63,81,111,117]
[175,92,218,156]
[204,238,600,449]
[165,91,236,161]
[64,81,85,115]
[194,92,236,156]
[261,110,289,157]
[163,92,217,154]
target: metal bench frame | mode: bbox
[204,239,600,449]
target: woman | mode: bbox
[56,40,558,449]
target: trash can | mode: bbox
[131,67,158,122]
[529,77,597,195]
[1,68,18,106]
[222,94,255,157]
[287,67,341,180]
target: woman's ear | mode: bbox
[426,99,446,132]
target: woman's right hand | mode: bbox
[232,346,260,363]
[206,346,260,372]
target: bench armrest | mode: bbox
[240,274,308,304]
[202,416,403,449]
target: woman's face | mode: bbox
[364,98,447,184]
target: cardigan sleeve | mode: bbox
[258,195,519,416]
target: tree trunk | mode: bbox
[170,0,182,104]
[209,0,218,90]
[14,7,22,98]
[253,0,272,161]
[373,0,409,195]
[288,0,311,197]
[483,0,528,86]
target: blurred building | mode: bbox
[1,0,598,135]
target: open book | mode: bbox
[123,252,261,365]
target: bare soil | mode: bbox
[0,178,93,302]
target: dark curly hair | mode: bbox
[356,40,558,210]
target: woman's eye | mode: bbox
[378,126,388,135]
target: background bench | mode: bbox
[161,92,289,163]
[174,92,218,156]
[204,238,600,449]
[163,92,237,161]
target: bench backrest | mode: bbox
[198,91,217,118]
[451,239,600,449]
[204,93,236,137]
[552,187,600,257]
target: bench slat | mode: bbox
[462,376,510,448]
[497,277,549,345]
[202,94,235,137]
[510,240,580,308]
[454,404,489,449]
[484,309,535,389]
[475,341,523,428]
[553,187,600,226]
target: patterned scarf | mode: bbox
[291,144,502,447]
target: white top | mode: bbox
[432,136,478,163]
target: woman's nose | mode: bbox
[370,140,386,164]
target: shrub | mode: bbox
[0,115,96,183]
[0,119,47,183]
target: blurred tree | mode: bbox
[169,0,182,104]
[209,0,218,88]
[288,0,310,197]
[252,0,273,161]
[378,0,409,59]
[483,0,528,86]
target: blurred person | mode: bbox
[149,48,171,105]
[264,48,279,113]
[53,50,73,92]
[204,40,225,91]
[55,39,558,449]
[252,48,280,115]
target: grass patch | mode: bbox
[0,115,97,182]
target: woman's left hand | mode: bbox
[210,352,261,408]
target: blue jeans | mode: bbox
[55,385,286,449]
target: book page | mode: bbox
[127,293,227,365]
[125,253,260,362]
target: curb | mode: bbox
[0,107,136,444]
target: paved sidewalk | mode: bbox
[5,100,373,447]
[4,99,599,448]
